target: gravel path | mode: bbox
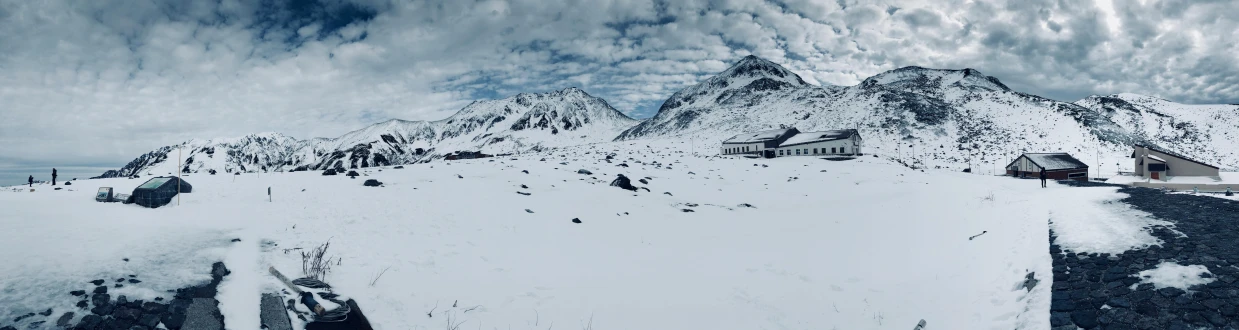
[1051,181,1239,329]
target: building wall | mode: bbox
[1008,156,1043,173]
[1005,169,1088,181]
[774,139,858,157]
[721,142,766,155]
[1132,146,1220,178]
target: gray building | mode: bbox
[1131,145,1219,180]
[721,127,862,158]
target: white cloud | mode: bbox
[1,0,1236,170]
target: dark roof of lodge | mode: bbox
[1006,153,1090,171]
[1130,144,1219,169]
[778,129,859,147]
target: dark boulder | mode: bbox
[76,300,88,309]
[393,166,404,169]
[516,191,531,196]
[128,279,141,284]
[12,313,34,323]
[363,179,383,187]
[681,209,695,212]
[609,174,638,191]
[321,169,337,176]
[638,179,648,184]
[55,312,74,327]
[64,181,71,185]
[577,169,592,175]
[211,262,230,280]
[572,218,582,223]
[93,286,107,294]
[138,313,161,328]
[114,306,141,320]
[75,315,103,330]
[208,169,217,175]
[70,290,86,296]
[346,170,359,178]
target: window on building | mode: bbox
[778,150,783,156]
[1068,172,1086,178]
[840,147,846,153]
[831,147,836,153]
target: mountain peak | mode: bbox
[863,66,1010,92]
[717,55,808,87]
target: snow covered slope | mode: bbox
[96,88,638,177]
[617,56,1154,175]
[1075,93,1239,170]
[6,140,1077,330]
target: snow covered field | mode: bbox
[1,140,1172,330]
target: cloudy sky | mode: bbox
[1,0,1237,179]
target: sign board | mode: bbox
[96,187,114,202]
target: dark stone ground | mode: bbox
[0,262,229,330]
[1052,181,1239,329]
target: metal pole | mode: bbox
[178,146,181,206]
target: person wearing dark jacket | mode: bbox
[28,175,34,187]
[1040,168,1048,188]
[52,168,57,185]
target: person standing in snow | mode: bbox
[28,175,34,187]
[52,168,57,185]
[1039,168,1048,188]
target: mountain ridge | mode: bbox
[96,57,1239,178]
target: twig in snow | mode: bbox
[453,300,458,308]
[968,231,988,240]
[463,305,480,313]
[428,301,439,318]
[445,312,466,330]
[581,314,594,330]
[369,266,392,287]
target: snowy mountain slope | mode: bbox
[616,56,1153,175]
[6,140,1073,330]
[1075,93,1239,170]
[95,88,638,177]
[96,132,305,178]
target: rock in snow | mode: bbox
[609,174,638,191]
[572,218,582,223]
[363,179,383,187]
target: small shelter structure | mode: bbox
[131,176,192,208]
[1005,153,1090,181]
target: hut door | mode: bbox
[1151,172,1160,180]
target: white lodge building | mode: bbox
[720,127,862,158]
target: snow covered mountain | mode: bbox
[98,56,1238,178]
[616,55,1182,174]
[1074,93,1239,170]
[96,88,637,177]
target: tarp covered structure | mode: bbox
[131,176,192,208]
